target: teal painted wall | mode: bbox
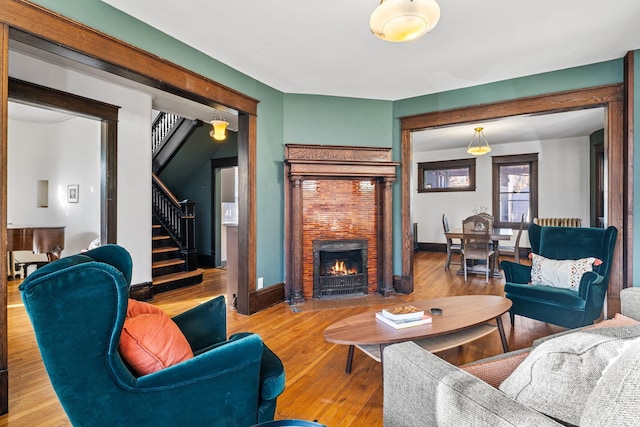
[283,94,393,146]
[254,91,286,286]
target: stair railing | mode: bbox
[152,173,197,270]
[152,112,181,155]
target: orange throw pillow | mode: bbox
[119,299,194,376]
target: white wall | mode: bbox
[412,136,591,249]
[9,51,153,285]
[8,115,101,257]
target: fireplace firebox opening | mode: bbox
[313,239,368,299]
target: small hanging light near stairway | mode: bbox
[209,111,229,142]
[467,127,492,156]
[370,0,441,42]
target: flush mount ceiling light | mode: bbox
[370,0,441,42]
[209,112,229,142]
[467,127,491,156]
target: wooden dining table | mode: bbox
[444,227,513,278]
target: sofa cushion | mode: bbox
[499,325,640,426]
[504,281,586,308]
[119,299,194,376]
[580,337,640,426]
[530,254,598,291]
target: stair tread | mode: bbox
[152,258,185,268]
[152,269,205,286]
[152,235,171,241]
[152,246,180,254]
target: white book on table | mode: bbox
[375,312,432,329]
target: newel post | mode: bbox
[180,200,198,271]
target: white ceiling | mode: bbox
[10,1,628,145]
[101,0,640,101]
[412,108,605,151]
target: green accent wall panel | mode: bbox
[284,94,393,147]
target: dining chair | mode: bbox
[442,214,462,270]
[476,212,494,226]
[498,213,526,264]
[461,215,495,283]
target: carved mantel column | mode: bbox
[380,177,396,296]
[289,176,305,304]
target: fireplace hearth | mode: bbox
[313,239,368,299]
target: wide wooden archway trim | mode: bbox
[0,0,261,414]
[399,84,628,317]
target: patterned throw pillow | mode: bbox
[530,253,599,291]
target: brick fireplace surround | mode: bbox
[284,144,399,304]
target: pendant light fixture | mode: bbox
[209,112,229,142]
[467,127,491,156]
[370,0,441,43]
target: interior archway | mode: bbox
[399,85,627,318]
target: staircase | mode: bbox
[152,222,204,293]
[147,111,205,295]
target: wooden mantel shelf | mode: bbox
[285,144,399,179]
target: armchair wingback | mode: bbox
[19,244,285,427]
[500,224,618,329]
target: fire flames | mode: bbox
[326,259,358,276]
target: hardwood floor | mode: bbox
[0,252,567,426]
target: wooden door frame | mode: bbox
[8,77,119,244]
[399,84,629,318]
[0,0,260,414]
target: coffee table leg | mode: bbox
[496,316,509,352]
[345,345,355,374]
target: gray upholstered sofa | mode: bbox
[383,288,640,427]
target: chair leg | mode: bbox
[509,311,515,327]
[485,256,489,283]
[463,255,467,282]
[445,248,452,270]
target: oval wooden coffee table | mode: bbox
[323,295,512,373]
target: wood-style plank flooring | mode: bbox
[0,252,567,426]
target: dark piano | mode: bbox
[7,225,65,278]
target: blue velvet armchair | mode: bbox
[500,224,618,329]
[19,245,285,427]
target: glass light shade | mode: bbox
[210,119,229,141]
[467,127,491,156]
[467,146,492,155]
[370,0,441,42]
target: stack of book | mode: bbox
[376,305,432,329]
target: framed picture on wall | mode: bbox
[67,184,79,203]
